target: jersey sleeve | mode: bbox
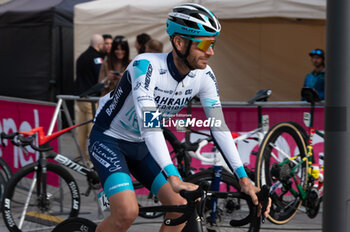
[198,67,247,179]
[129,58,181,179]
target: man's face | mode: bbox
[180,36,216,69]
[310,55,324,68]
[104,38,113,54]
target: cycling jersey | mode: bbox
[92,52,247,180]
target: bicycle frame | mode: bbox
[2,120,101,229]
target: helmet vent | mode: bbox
[203,25,215,33]
[183,20,199,30]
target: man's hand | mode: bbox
[239,177,271,218]
[167,176,198,193]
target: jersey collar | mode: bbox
[167,52,187,82]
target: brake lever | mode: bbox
[19,144,29,154]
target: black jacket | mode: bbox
[74,46,103,95]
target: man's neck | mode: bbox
[172,51,190,76]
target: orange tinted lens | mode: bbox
[197,40,215,51]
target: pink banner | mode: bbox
[167,106,324,172]
[0,98,58,172]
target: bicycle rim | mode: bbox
[2,162,80,232]
[255,121,308,225]
[185,169,252,231]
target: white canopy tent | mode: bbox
[74,0,326,101]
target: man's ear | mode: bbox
[172,35,184,51]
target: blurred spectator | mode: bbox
[135,33,151,54]
[145,39,163,53]
[302,48,325,100]
[98,35,131,96]
[73,34,104,162]
[102,34,113,58]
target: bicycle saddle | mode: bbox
[247,89,272,104]
[301,87,322,103]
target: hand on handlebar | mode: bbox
[239,177,271,220]
[167,175,199,193]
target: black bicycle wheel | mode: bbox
[52,217,97,232]
[185,169,253,231]
[0,171,6,207]
[134,180,164,219]
[2,162,80,232]
[0,157,13,181]
[255,121,308,225]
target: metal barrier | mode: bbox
[49,95,99,160]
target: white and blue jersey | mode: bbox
[89,52,247,198]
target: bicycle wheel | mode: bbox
[185,169,252,231]
[52,217,97,232]
[134,180,164,219]
[2,162,80,232]
[0,158,12,211]
[0,157,13,181]
[255,121,308,225]
[0,171,6,207]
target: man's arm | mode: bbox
[129,57,181,180]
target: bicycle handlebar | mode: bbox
[164,183,270,227]
[1,132,53,152]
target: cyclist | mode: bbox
[89,3,270,232]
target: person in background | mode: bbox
[73,34,104,162]
[98,35,131,96]
[102,34,113,58]
[145,39,164,53]
[135,33,151,54]
[302,48,325,100]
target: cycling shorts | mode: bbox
[88,128,179,199]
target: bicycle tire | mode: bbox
[0,171,6,208]
[52,217,97,232]
[2,162,80,232]
[134,180,164,219]
[0,157,13,181]
[185,169,253,230]
[255,121,308,225]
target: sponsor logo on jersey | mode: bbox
[144,64,153,90]
[106,87,124,116]
[134,82,141,90]
[185,89,193,95]
[206,71,219,96]
[154,96,192,106]
[159,69,167,75]
[155,87,173,94]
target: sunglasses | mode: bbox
[180,35,216,52]
[114,37,127,43]
[310,49,323,55]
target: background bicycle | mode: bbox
[162,90,271,230]
[0,120,167,232]
[255,87,324,225]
